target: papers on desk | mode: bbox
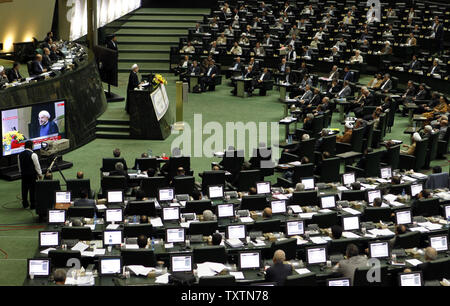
[72,242,89,252]
[299,212,316,219]
[150,217,163,227]
[226,239,244,248]
[125,244,139,249]
[240,217,255,223]
[106,224,120,230]
[319,209,333,214]
[170,202,181,207]
[164,243,174,249]
[96,204,107,210]
[360,183,376,190]
[297,238,309,245]
[295,268,311,275]
[409,227,429,233]
[410,172,427,179]
[94,249,105,256]
[40,248,56,255]
[337,186,349,191]
[288,205,302,213]
[279,117,297,123]
[229,271,245,280]
[273,194,289,200]
[368,228,395,237]
[406,259,423,267]
[390,201,405,207]
[376,178,390,184]
[342,208,361,215]
[401,176,417,183]
[65,275,95,286]
[197,262,227,278]
[127,265,156,276]
[251,240,266,247]
[417,222,443,231]
[155,273,170,284]
[342,232,361,239]
[180,222,191,228]
[435,192,450,201]
[383,194,397,203]
[288,161,301,166]
[310,236,328,244]
[81,251,95,257]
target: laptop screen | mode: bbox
[342,216,360,231]
[369,241,389,258]
[286,220,304,236]
[39,231,60,247]
[271,200,286,214]
[227,224,246,239]
[399,272,422,286]
[217,203,234,218]
[163,207,180,221]
[380,167,392,179]
[28,259,50,277]
[239,251,261,269]
[307,246,327,264]
[55,191,71,204]
[103,230,122,246]
[48,210,66,224]
[171,254,193,272]
[301,178,315,190]
[410,184,423,197]
[342,173,356,186]
[430,235,448,252]
[105,208,123,223]
[256,182,271,194]
[208,185,224,199]
[100,257,122,275]
[107,191,123,204]
[159,188,174,202]
[367,189,382,204]
[320,195,336,209]
[396,210,412,225]
[166,228,185,244]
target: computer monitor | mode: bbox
[301,177,315,190]
[103,230,123,246]
[271,200,286,214]
[48,210,66,224]
[55,191,71,204]
[399,272,423,286]
[286,220,304,236]
[380,167,392,179]
[28,259,50,278]
[410,183,423,197]
[208,185,224,199]
[306,246,327,265]
[165,227,186,244]
[369,241,390,258]
[107,190,123,204]
[217,203,234,218]
[170,254,193,273]
[342,215,360,231]
[367,189,382,204]
[158,188,174,202]
[327,277,351,286]
[105,208,123,223]
[39,231,60,248]
[256,181,271,195]
[430,235,449,252]
[99,257,122,275]
[162,207,180,221]
[342,172,356,186]
[320,195,336,209]
[395,209,412,225]
[226,224,247,239]
[445,205,450,219]
[238,251,261,270]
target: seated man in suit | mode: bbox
[342,66,354,82]
[326,79,341,98]
[73,189,96,207]
[378,74,392,93]
[253,67,272,96]
[200,59,219,92]
[181,60,201,83]
[42,48,53,70]
[407,55,421,70]
[265,250,292,286]
[0,66,8,87]
[112,148,128,170]
[334,244,368,285]
[174,55,191,76]
[31,54,47,76]
[335,80,352,99]
[336,122,353,144]
[50,44,65,61]
[7,62,23,82]
[231,65,255,96]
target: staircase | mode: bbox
[103,8,209,74]
[95,119,130,139]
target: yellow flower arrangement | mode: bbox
[3,131,25,146]
[153,74,167,86]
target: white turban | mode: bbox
[131,64,138,70]
[424,125,433,133]
[0,66,4,73]
[345,122,353,129]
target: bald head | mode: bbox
[263,207,272,218]
[273,249,286,264]
[424,247,437,261]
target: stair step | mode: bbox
[118,45,170,52]
[97,119,130,126]
[118,36,180,43]
[124,15,202,22]
[96,131,131,139]
[114,28,187,35]
[96,124,130,133]
[119,53,169,61]
[118,62,169,73]
[132,8,210,15]
[108,22,197,28]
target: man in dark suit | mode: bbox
[50,44,65,61]
[7,62,22,82]
[18,140,43,209]
[181,60,201,83]
[106,34,118,51]
[253,67,272,96]
[232,65,255,96]
[434,19,444,54]
[38,110,59,137]
[408,55,421,70]
[200,60,219,92]
[265,250,292,286]
[283,66,297,84]
[31,54,47,76]
[73,190,96,207]
[126,64,141,113]
[342,66,354,82]
[42,48,53,69]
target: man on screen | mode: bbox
[38,110,59,137]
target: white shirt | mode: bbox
[17,149,42,176]
[259,73,266,81]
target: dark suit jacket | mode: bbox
[127,71,140,92]
[205,65,218,77]
[409,60,421,70]
[31,60,44,75]
[106,40,118,51]
[7,69,22,82]
[285,72,298,84]
[343,71,354,82]
[187,66,201,75]
[265,263,292,286]
[42,54,52,69]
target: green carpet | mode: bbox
[0,61,448,286]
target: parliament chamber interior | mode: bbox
[1,0,450,290]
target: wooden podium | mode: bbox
[128,84,174,140]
